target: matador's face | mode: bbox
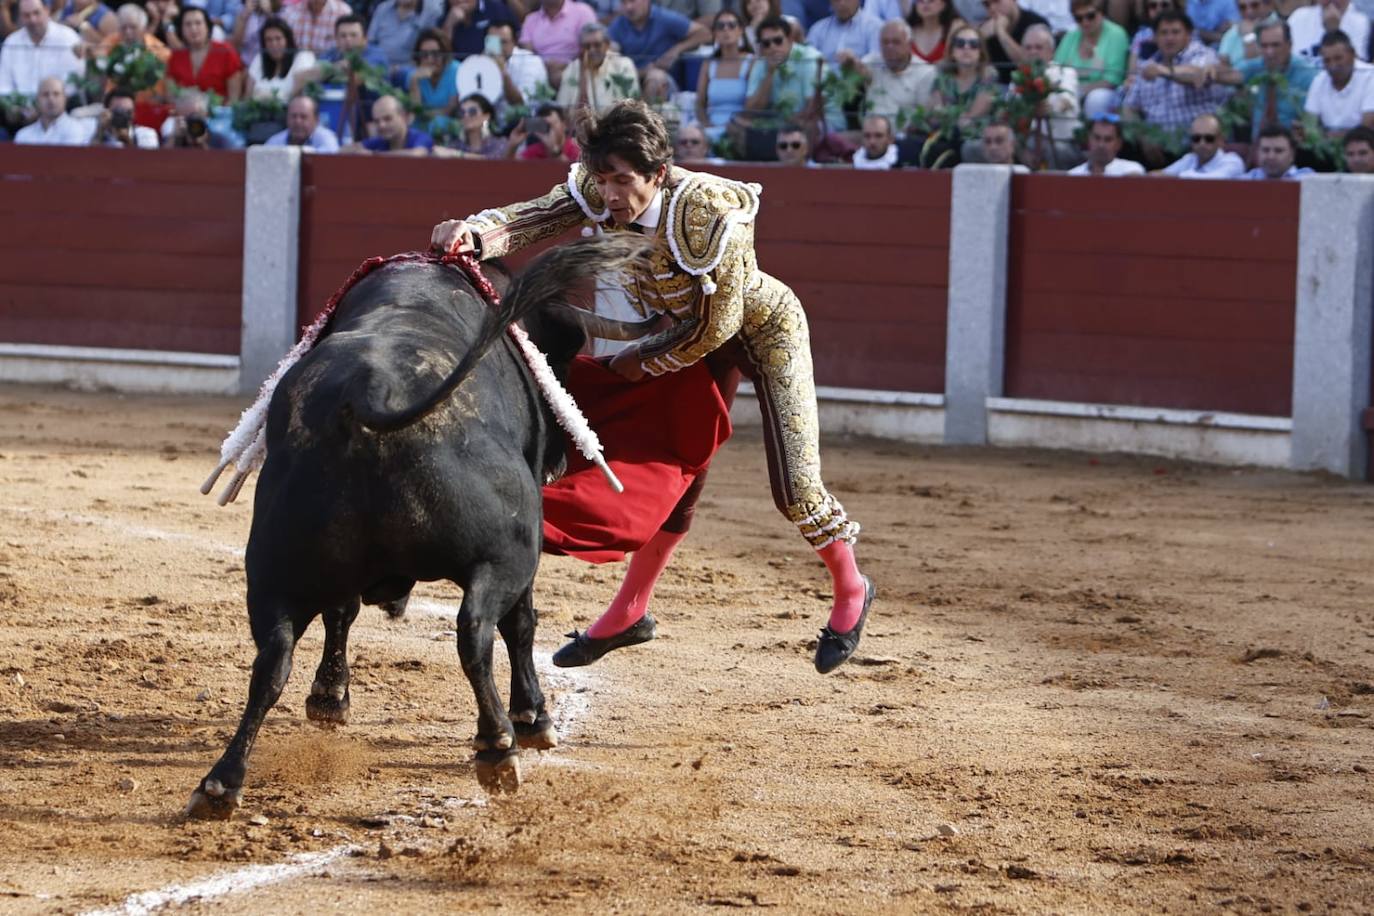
[592,156,667,227]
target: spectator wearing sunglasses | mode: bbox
[1289,0,1369,63]
[930,24,999,125]
[1216,0,1272,64]
[694,9,755,140]
[978,0,1050,83]
[1212,19,1317,138]
[1239,124,1314,177]
[773,122,817,164]
[435,92,507,156]
[557,21,640,111]
[1153,111,1245,174]
[1054,0,1129,117]
[673,121,714,159]
[1122,9,1229,132]
[744,14,845,130]
[408,28,460,129]
[1067,113,1146,172]
[1185,0,1238,46]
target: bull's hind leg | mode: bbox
[306,598,361,727]
[499,589,556,751]
[456,566,528,794]
[187,599,311,819]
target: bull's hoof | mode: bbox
[474,752,522,794]
[380,596,409,620]
[185,778,243,820]
[513,713,558,750]
[306,685,350,727]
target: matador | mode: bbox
[431,101,874,674]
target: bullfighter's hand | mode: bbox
[609,346,646,382]
[431,219,475,254]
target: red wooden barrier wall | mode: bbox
[297,160,951,394]
[0,147,245,355]
[1003,175,1299,417]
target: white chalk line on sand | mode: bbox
[13,507,603,914]
[80,847,358,916]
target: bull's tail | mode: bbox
[352,234,650,434]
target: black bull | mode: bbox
[187,236,656,819]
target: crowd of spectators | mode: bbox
[4,0,1374,175]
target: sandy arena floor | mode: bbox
[0,383,1371,914]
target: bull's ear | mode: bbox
[543,302,662,341]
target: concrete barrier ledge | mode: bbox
[0,344,239,395]
[987,397,1291,467]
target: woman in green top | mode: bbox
[1053,0,1130,117]
[929,25,999,129]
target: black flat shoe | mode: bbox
[552,614,657,668]
[814,576,875,674]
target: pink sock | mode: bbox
[586,529,686,638]
[818,540,867,633]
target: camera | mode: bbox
[110,109,132,130]
[522,116,549,136]
[186,115,208,139]
[483,34,503,56]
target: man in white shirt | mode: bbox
[0,0,83,97]
[14,76,90,145]
[1068,115,1146,175]
[488,21,550,113]
[264,95,340,151]
[1305,29,1374,135]
[1290,0,1370,61]
[807,0,883,66]
[1155,113,1246,177]
[849,20,936,118]
[853,113,898,168]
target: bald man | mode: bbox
[15,76,89,145]
[353,94,434,155]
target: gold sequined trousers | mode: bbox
[738,272,860,549]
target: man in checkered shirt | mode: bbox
[1123,9,1230,130]
[282,0,356,55]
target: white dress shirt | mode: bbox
[1161,149,1246,178]
[15,112,92,146]
[0,22,82,96]
[1305,64,1374,131]
[1068,157,1146,175]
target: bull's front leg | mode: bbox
[498,590,556,751]
[456,568,524,793]
[306,598,361,727]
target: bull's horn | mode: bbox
[544,302,663,341]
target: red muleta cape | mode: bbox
[541,355,732,563]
